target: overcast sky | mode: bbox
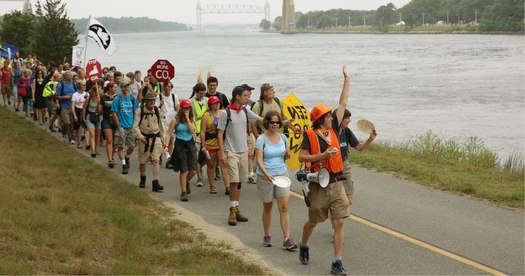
[3,0,410,25]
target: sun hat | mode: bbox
[144,92,156,100]
[208,96,220,105]
[180,99,192,108]
[310,104,334,123]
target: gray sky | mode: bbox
[3,0,410,25]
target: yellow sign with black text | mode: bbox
[282,92,310,170]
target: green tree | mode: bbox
[0,11,35,54]
[33,0,78,64]
[376,3,397,27]
[272,16,282,30]
[259,19,271,30]
[317,14,333,28]
[480,0,524,31]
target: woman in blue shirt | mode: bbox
[254,110,297,250]
[165,99,197,202]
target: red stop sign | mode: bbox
[151,59,175,82]
[86,59,102,82]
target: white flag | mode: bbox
[87,17,118,56]
[71,45,84,67]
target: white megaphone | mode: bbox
[296,167,330,188]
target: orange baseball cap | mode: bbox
[310,104,333,122]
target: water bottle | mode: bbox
[205,150,211,160]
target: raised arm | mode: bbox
[334,65,350,127]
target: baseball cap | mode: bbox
[208,96,220,105]
[144,92,156,100]
[260,83,273,93]
[240,84,254,91]
[310,104,333,123]
[180,99,192,108]
[120,80,130,87]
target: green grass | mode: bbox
[349,130,524,209]
[0,108,264,275]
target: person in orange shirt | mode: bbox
[297,65,350,275]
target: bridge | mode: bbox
[196,0,296,33]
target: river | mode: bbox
[84,29,524,160]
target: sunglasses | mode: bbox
[269,121,281,125]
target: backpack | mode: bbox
[253,98,284,134]
[252,97,282,117]
[224,106,249,136]
[139,105,160,127]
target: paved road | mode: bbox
[16,110,525,275]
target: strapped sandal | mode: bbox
[210,186,217,194]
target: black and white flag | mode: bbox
[87,17,118,56]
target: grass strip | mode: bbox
[0,108,264,275]
[349,132,524,209]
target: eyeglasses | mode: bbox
[269,121,280,125]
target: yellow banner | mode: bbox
[282,92,310,170]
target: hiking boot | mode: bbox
[125,157,130,169]
[228,207,237,226]
[152,179,163,192]
[196,179,204,187]
[180,192,188,202]
[234,206,248,222]
[283,237,298,251]
[122,165,128,175]
[331,259,347,275]
[225,187,229,195]
[262,234,273,247]
[299,243,309,265]
[186,181,191,195]
[139,175,146,188]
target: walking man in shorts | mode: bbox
[112,80,139,174]
[217,85,262,226]
[134,92,165,192]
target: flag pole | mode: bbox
[83,15,91,68]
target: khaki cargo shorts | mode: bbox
[226,151,248,183]
[307,181,350,222]
[342,160,354,195]
[138,138,163,164]
[115,128,137,148]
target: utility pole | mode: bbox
[307,18,310,29]
[335,17,338,27]
[474,9,478,24]
[457,14,460,24]
[399,12,402,23]
[447,11,449,24]
[422,13,425,25]
[363,16,366,26]
[348,16,351,26]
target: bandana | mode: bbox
[227,104,243,114]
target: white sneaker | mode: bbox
[70,140,75,145]
[196,180,204,187]
[248,172,256,184]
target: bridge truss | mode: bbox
[196,1,270,29]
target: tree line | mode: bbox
[0,0,78,65]
[262,0,523,32]
[71,17,187,34]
